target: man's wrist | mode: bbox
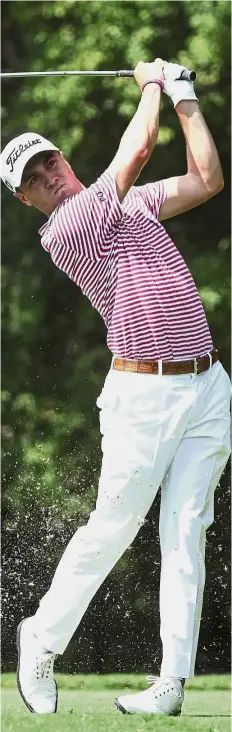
[141,79,164,93]
[141,83,162,99]
[175,100,200,115]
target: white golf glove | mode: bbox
[162,62,198,108]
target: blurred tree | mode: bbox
[1,0,231,673]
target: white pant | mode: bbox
[32,360,231,678]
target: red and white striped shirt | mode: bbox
[39,171,213,360]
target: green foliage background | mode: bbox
[1,1,231,674]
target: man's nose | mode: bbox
[46,172,59,188]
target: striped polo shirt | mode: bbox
[39,171,213,360]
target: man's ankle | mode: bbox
[169,677,185,688]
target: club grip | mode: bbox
[179,69,196,82]
[116,68,196,82]
[116,70,135,77]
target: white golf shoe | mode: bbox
[16,618,58,714]
[114,675,184,715]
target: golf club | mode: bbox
[0,68,196,81]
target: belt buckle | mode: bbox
[194,352,212,375]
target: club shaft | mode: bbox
[0,69,135,78]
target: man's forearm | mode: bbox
[119,84,161,160]
[176,101,224,192]
[108,61,164,202]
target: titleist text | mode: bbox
[6,139,42,173]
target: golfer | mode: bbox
[1,58,230,716]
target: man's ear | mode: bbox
[13,191,32,207]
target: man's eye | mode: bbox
[29,176,38,186]
[47,159,56,168]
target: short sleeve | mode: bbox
[48,170,123,261]
[134,180,167,220]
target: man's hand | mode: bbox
[134,58,164,91]
[162,62,198,108]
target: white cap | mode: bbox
[0,132,59,192]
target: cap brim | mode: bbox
[15,142,59,188]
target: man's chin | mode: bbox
[55,184,78,203]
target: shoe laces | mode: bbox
[33,652,57,682]
[146,675,182,699]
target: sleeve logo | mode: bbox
[97,190,107,203]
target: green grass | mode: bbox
[1,674,231,732]
[1,672,230,691]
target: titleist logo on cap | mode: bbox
[6,138,42,173]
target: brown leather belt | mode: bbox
[113,348,219,376]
